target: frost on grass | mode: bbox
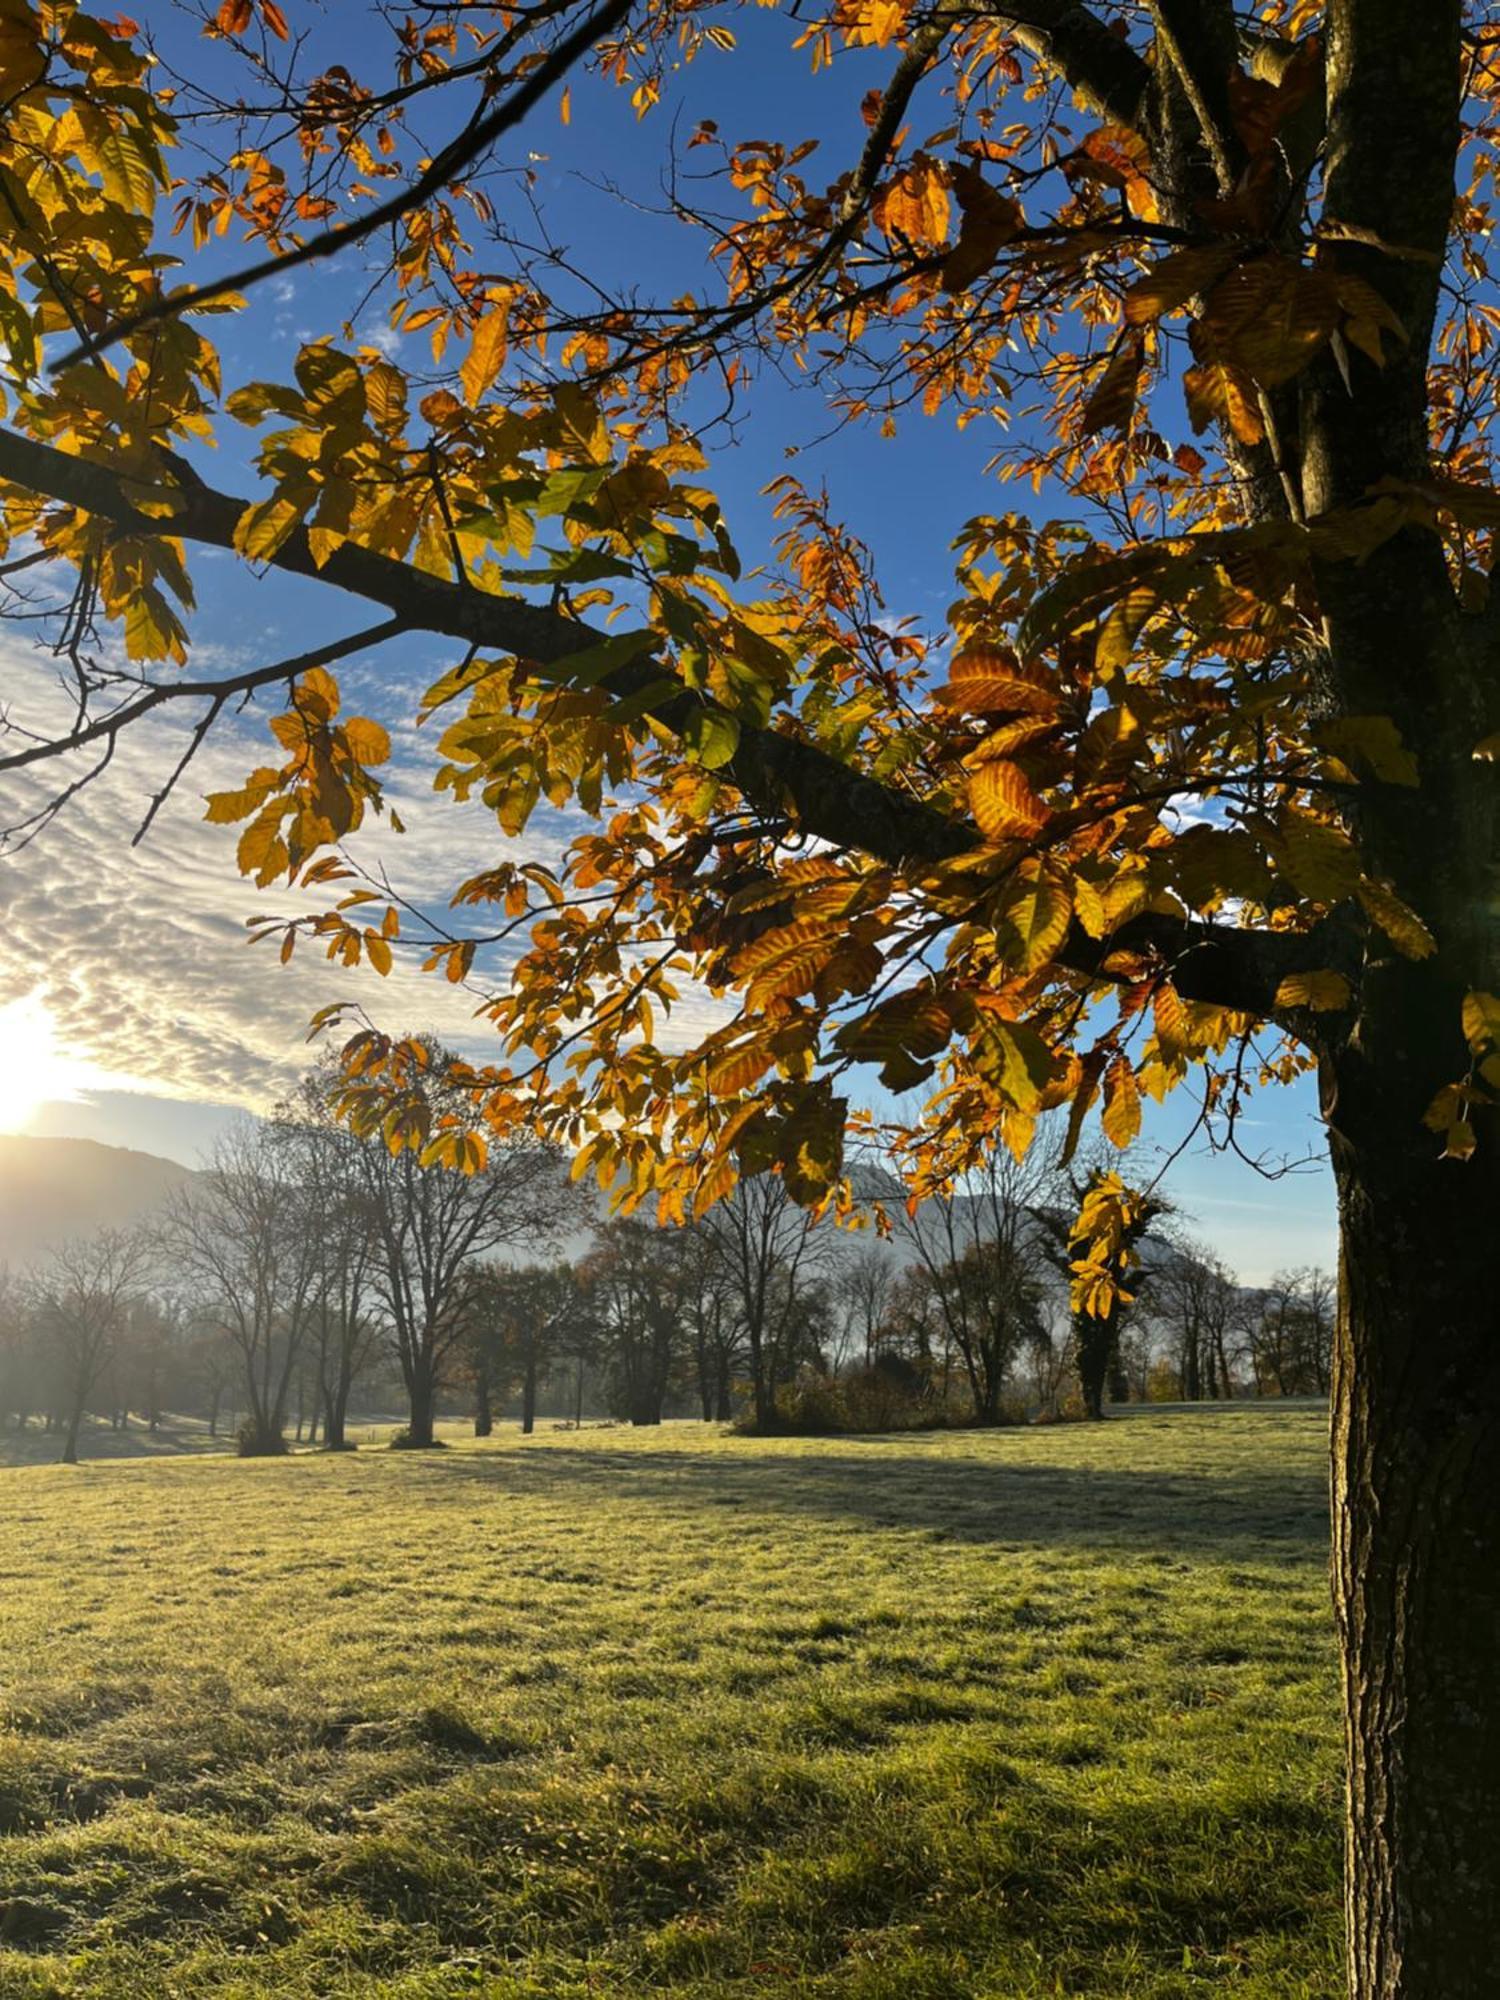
[0,1410,1340,1997]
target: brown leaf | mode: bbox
[1080,338,1144,437]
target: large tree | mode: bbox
[0,0,1496,1987]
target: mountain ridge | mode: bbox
[0,1134,195,1269]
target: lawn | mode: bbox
[0,1409,1342,1997]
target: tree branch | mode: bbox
[0,422,1329,1020]
[55,0,635,369]
[991,2,1153,128]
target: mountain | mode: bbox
[0,1135,195,1270]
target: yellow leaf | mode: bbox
[1100,1057,1140,1147]
[1183,359,1264,443]
[1275,970,1353,1011]
[234,496,303,563]
[1123,245,1236,325]
[875,158,949,246]
[1358,876,1436,958]
[307,524,345,569]
[1002,864,1072,973]
[970,759,1047,841]
[343,716,391,765]
[461,308,509,405]
[1462,990,1500,1052]
[1080,340,1143,436]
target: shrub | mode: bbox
[235,1422,287,1458]
[741,1364,954,1436]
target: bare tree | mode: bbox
[1249,1269,1335,1398]
[0,1265,33,1432]
[161,1122,324,1456]
[698,1175,829,1426]
[583,1220,690,1427]
[37,1231,151,1464]
[469,1263,591,1434]
[275,1076,383,1449]
[1152,1236,1243,1401]
[836,1245,897,1374]
[674,1223,742,1421]
[892,1142,1055,1425]
[349,1047,585,1446]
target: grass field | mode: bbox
[0,1409,1342,1998]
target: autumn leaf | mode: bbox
[1183,358,1265,444]
[940,163,1021,292]
[1080,339,1144,437]
[969,758,1048,841]
[874,157,949,247]
[937,644,1056,714]
[1100,1056,1141,1147]
[1358,877,1437,959]
[1275,971,1354,1012]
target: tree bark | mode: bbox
[474,1359,493,1437]
[1073,1310,1110,1421]
[60,1399,83,1465]
[403,1366,437,1448]
[1325,968,1500,1998]
[521,1352,537,1435]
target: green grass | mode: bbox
[0,1409,1342,1997]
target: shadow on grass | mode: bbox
[417,1435,1328,1564]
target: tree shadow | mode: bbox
[429,1428,1328,1565]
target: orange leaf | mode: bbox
[970,759,1048,841]
[938,644,1056,714]
[1183,359,1264,443]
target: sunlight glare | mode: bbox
[0,995,86,1135]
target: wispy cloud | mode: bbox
[0,636,729,1112]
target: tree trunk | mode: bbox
[1325,978,1500,1997]
[60,1398,84,1465]
[1073,1311,1110,1421]
[1183,1323,1201,1402]
[404,1365,437,1448]
[521,1352,537,1436]
[1106,1328,1129,1406]
[574,1356,584,1428]
[474,1360,493,1437]
[746,1324,776,1427]
[323,1395,347,1450]
[714,1352,732,1422]
[208,1383,221,1437]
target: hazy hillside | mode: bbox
[0,1135,194,1269]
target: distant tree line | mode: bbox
[0,1067,1335,1462]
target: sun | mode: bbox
[0,995,86,1135]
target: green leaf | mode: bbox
[683,707,741,770]
[543,628,656,689]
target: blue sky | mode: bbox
[0,1,1338,1281]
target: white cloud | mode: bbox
[0,635,730,1113]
